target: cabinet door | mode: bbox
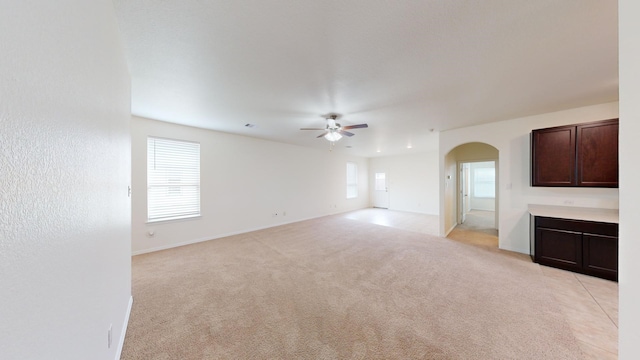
[577,119,618,187]
[583,233,618,281]
[535,227,582,272]
[531,125,576,186]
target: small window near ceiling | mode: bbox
[147,137,201,222]
[346,162,358,199]
[473,162,495,198]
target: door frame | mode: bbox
[373,171,390,209]
[457,160,498,228]
[459,163,471,224]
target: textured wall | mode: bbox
[619,0,640,356]
[0,1,131,359]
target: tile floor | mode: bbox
[341,208,618,359]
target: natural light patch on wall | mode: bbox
[346,162,358,199]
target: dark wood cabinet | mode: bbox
[531,119,618,187]
[582,233,618,280]
[531,125,576,186]
[531,216,618,281]
[535,226,583,272]
[576,120,619,187]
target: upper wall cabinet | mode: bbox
[531,118,618,188]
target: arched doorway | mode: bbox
[443,142,499,247]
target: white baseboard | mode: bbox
[115,296,133,360]
[132,210,364,256]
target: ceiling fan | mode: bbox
[300,114,368,142]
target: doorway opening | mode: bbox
[442,142,499,248]
[451,160,497,247]
[373,172,389,209]
[460,161,496,224]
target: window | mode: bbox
[375,173,386,191]
[147,137,200,222]
[473,163,495,198]
[346,162,358,199]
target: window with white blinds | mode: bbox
[147,137,201,222]
[346,162,358,199]
[473,163,495,198]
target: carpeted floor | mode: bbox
[121,215,584,359]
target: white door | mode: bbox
[373,172,390,208]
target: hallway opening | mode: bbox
[443,143,499,248]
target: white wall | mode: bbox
[0,2,132,359]
[439,102,619,253]
[132,116,369,254]
[443,151,458,234]
[368,151,440,215]
[619,0,640,357]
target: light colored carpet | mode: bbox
[122,215,583,359]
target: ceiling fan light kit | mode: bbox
[324,131,342,142]
[300,114,368,148]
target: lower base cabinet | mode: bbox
[531,216,618,281]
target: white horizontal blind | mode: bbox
[473,167,495,198]
[346,162,358,199]
[147,137,200,222]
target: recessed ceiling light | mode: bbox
[407,145,413,149]
[244,123,256,128]
[376,149,381,153]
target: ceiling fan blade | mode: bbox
[316,131,329,138]
[300,127,326,130]
[342,123,368,130]
[339,130,355,137]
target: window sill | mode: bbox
[146,215,201,224]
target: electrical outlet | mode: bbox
[108,324,112,348]
[282,211,286,216]
[272,212,278,217]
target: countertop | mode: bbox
[528,204,619,224]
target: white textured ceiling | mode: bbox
[114,0,618,157]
